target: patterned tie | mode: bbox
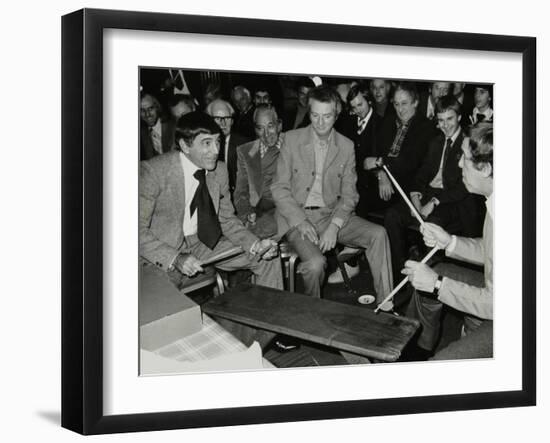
[190,170,222,249]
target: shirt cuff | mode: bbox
[330,217,344,229]
[446,235,457,254]
[168,253,180,271]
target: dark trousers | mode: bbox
[406,262,492,359]
[384,194,485,280]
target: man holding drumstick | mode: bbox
[402,123,493,360]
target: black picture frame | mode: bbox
[61,8,536,435]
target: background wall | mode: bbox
[0,1,546,441]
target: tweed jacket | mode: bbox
[271,126,358,236]
[139,151,258,270]
[233,138,281,221]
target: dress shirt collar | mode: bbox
[179,151,201,178]
[311,127,334,148]
[357,107,373,134]
[259,133,284,158]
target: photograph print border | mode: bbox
[61,8,536,435]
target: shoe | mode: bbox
[327,263,360,284]
[272,335,301,353]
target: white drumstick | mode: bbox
[382,165,425,227]
[374,245,439,313]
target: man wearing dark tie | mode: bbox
[140,112,283,343]
[206,99,250,197]
[384,96,484,280]
[139,92,175,160]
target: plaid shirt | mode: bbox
[259,133,284,159]
[388,119,411,158]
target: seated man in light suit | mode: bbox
[234,104,283,239]
[140,111,283,344]
[271,85,394,308]
[402,123,493,360]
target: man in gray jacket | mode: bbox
[271,86,393,306]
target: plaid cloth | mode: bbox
[387,119,411,158]
[155,314,248,362]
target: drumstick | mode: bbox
[199,246,243,266]
[374,245,439,313]
[382,165,425,227]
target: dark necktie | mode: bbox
[441,137,453,170]
[190,170,222,249]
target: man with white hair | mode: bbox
[206,98,250,196]
[231,85,256,139]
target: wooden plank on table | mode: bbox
[203,283,420,362]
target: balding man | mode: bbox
[234,105,283,239]
[206,99,250,196]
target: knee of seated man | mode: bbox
[358,221,388,245]
[301,255,327,275]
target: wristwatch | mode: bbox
[433,275,444,297]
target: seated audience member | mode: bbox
[345,82,382,218]
[363,82,437,212]
[253,86,273,107]
[206,99,250,196]
[330,77,356,137]
[140,111,283,345]
[271,85,394,309]
[452,82,474,126]
[169,94,196,120]
[231,85,256,139]
[384,96,485,280]
[369,78,395,121]
[470,84,493,124]
[403,123,493,360]
[234,105,284,239]
[203,82,223,108]
[418,81,452,127]
[140,92,175,161]
[282,77,316,131]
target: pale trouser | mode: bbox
[169,234,284,348]
[286,208,393,302]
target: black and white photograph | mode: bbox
[138,67,495,375]
[56,4,538,436]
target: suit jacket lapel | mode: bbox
[323,131,339,172]
[247,141,263,199]
[206,171,220,213]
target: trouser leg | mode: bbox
[338,215,393,302]
[285,227,327,298]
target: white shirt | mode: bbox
[150,120,163,155]
[179,152,201,236]
[224,134,231,163]
[357,107,373,135]
[426,97,435,120]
